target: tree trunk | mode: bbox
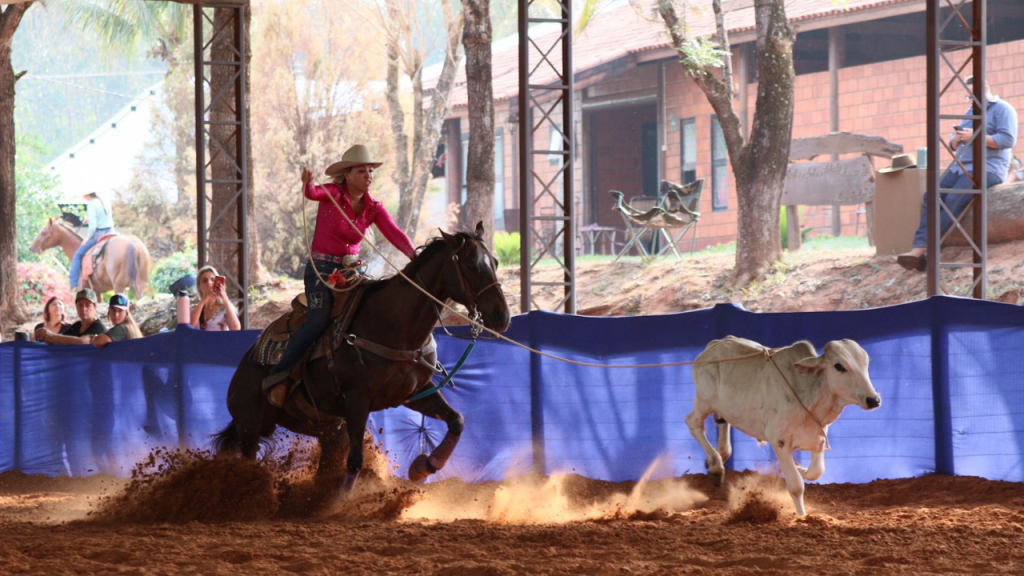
[946,181,1024,246]
[209,6,261,299]
[658,0,794,285]
[461,0,495,245]
[732,0,794,283]
[0,3,32,330]
[390,0,463,241]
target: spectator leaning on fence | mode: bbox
[93,293,142,348]
[898,78,1018,272]
[33,296,70,340]
[191,265,241,331]
[35,289,107,345]
[69,190,115,290]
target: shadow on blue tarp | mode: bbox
[2,296,1023,484]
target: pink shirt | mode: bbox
[305,181,416,259]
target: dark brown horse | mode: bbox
[29,218,152,296]
[213,224,510,494]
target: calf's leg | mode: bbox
[771,442,807,516]
[714,415,732,464]
[686,408,725,485]
[801,450,825,481]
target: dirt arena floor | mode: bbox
[2,443,1024,576]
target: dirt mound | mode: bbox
[93,450,278,524]
[89,432,416,525]
[727,489,783,524]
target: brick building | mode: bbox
[439,0,1024,252]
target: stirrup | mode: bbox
[267,383,288,408]
[262,369,290,391]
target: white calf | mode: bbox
[689,336,881,516]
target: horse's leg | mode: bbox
[221,349,274,460]
[404,392,464,482]
[315,422,350,488]
[339,399,370,494]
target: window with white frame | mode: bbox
[711,115,728,211]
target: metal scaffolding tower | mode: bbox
[926,0,987,298]
[518,0,576,314]
[193,3,250,327]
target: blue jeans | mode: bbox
[267,259,346,377]
[912,170,1003,248]
[69,228,111,289]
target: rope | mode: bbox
[299,180,366,293]
[765,354,831,451]
[297,174,774,370]
[299,174,831,446]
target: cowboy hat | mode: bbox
[878,153,917,174]
[82,190,100,198]
[325,145,383,177]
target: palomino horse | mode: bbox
[213,224,511,494]
[30,218,152,296]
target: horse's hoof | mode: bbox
[710,469,725,487]
[408,454,434,483]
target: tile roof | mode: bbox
[444,0,922,108]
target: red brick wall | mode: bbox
[466,36,1024,251]
[587,104,658,228]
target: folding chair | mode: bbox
[610,179,704,260]
[610,190,658,258]
[658,179,703,255]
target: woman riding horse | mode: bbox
[215,225,510,495]
[262,144,417,407]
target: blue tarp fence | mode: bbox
[2,296,1023,484]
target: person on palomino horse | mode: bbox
[262,144,416,407]
[70,190,115,290]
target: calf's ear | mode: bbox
[793,355,825,376]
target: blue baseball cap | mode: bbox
[109,293,130,311]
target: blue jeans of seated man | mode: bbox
[69,228,112,289]
[912,169,1004,248]
[266,259,346,380]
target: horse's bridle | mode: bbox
[34,222,80,250]
[447,236,502,325]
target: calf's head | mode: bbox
[793,339,881,410]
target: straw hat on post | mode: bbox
[878,154,917,174]
[325,145,384,177]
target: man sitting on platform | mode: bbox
[897,78,1017,272]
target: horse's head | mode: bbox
[438,222,511,333]
[29,218,61,255]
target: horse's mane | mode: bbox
[361,231,477,295]
[57,220,83,240]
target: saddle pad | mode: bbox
[81,236,114,287]
[252,285,366,367]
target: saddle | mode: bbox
[81,233,118,290]
[253,286,367,369]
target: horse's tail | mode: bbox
[128,239,152,297]
[211,420,240,454]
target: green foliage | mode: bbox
[677,37,729,74]
[17,262,71,309]
[150,249,197,294]
[15,138,62,264]
[493,231,520,267]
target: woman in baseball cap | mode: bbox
[93,293,143,348]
